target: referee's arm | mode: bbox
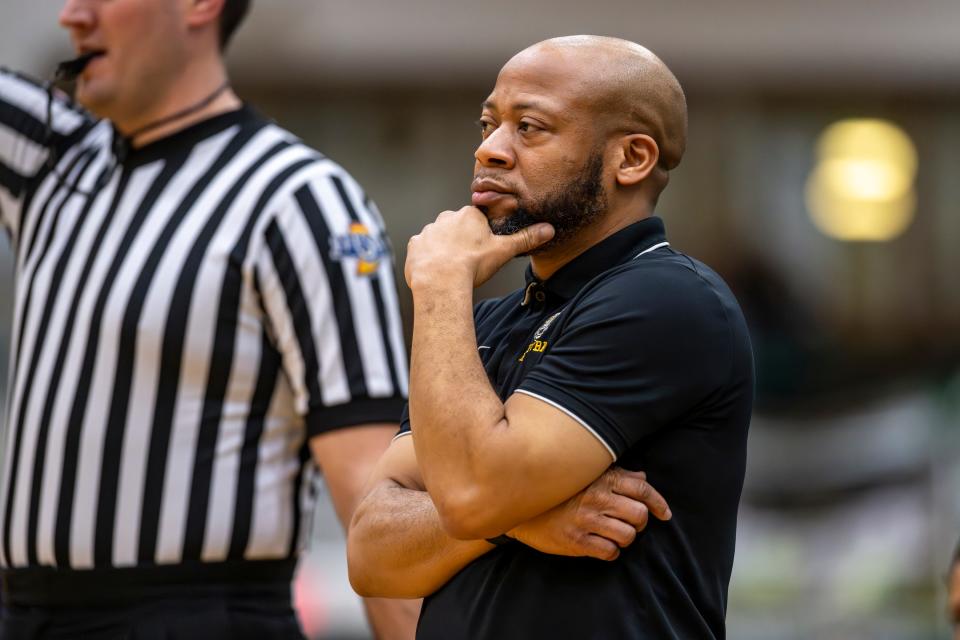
[254,170,419,639]
[0,68,87,245]
[311,427,422,639]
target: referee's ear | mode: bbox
[186,0,226,32]
[615,133,659,187]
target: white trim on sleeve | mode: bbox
[513,389,617,462]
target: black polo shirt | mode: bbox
[400,216,754,640]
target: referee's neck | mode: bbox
[128,88,241,149]
[115,58,242,149]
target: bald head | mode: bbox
[503,36,688,171]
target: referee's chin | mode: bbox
[74,82,114,118]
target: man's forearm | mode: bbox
[348,479,493,599]
[408,279,512,515]
[363,596,421,640]
[404,214,607,539]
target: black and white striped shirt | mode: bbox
[0,69,407,602]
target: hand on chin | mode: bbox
[405,206,553,291]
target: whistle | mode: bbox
[54,51,101,82]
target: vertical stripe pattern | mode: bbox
[0,69,408,573]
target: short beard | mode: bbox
[487,150,607,254]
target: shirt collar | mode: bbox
[522,216,669,305]
[114,104,260,167]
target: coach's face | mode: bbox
[472,45,613,240]
[59,0,192,120]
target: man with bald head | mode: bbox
[348,36,753,639]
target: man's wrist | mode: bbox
[408,264,474,295]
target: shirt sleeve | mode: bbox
[254,164,408,437]
[0,68,88,244]
[396,403,412,439]
[516,262,738,459]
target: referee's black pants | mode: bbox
[0,594,306,640]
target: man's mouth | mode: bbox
[79,49,108,69]
[57,49,107,81]
[471,179,516,208]
[471,190,515,207]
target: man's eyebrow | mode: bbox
[481,100,547,113]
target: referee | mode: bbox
[0,1,417,638]
[349,36,754,639]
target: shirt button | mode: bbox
[534,291,546,303]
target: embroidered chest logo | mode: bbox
[330,223,389,276]
[519,312,561,362]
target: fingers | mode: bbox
[580,534,621,561]
[602,495,650,532]
[590,513,639,548]
[497,223,554,257]
[414,207,553,259]
[607,469,672,521]
[493,222,554,260]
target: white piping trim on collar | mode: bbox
[633,241,670,259]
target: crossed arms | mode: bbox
[348,434,670,599]
[348,208,671,599]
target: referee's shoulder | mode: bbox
[1,66,92,129]
[251,125,384,229]
[0,66,52,99]
[263,130,364,195]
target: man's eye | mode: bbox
[476,119,495,135]
[518,121,540,133]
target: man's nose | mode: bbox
[59,0,96,33]
[474,127,515,169]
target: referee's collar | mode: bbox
[113,104,259,167]
[522,216,668,305]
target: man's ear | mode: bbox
[185,0,226,30]
[615,134,660,187]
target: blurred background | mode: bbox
[2,1,960,638]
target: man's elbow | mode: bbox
[348,565,395,599]
[346,536,378,598]
[347,523,430,599]
[347,547,433,599]
[433,486,512,541]
[346,509,384,597]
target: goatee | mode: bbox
[487,150,607,254]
